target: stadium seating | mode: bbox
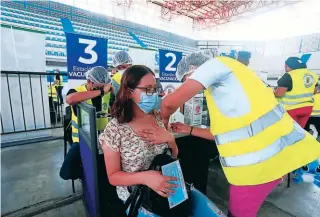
[0,1,198,66]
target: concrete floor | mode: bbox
[2,139,320,217]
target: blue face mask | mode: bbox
[135,93,159,113]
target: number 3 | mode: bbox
[78,38,98,64]
[165,52,176,71]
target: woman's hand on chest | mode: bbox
[137,122,175,146]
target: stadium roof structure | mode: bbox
[149,0,300,29]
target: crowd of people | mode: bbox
[61,49,320,217]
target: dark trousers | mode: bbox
[176,136,218,194]
[305,116,320,135]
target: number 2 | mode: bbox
[78,38,98,64]
[165,52,176,71]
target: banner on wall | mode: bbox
[66,33,107,80]
[159,49,182,82]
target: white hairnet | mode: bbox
[112,51,132,68]
[176,52,211,81]
[85,66,111,84]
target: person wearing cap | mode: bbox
[159,52,320,217]
[112,51,133,95]
[274,57,319,127]
[66,66,113,144]
[237,51,251,66]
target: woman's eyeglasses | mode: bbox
[135,87,162,96]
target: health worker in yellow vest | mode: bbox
[159,52,320,217]
[237,51,251,66]
[111,50,132,95]
[274,57,319,128]
[66,66,113,144]
[53,69,64,105]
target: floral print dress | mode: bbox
[99,112,168,201]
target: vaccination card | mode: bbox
[161,160,188,209]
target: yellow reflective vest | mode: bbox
[113,72,122,85]
[48,85,57,102]
[278,69,318,111]
[311,93,320,117]
[205,57,320,186]
[71,85,110,143]
[55,75,64,87]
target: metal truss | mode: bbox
[150,0,300,29]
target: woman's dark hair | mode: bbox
[111,65,155,123]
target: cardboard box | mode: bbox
[184,94,203,126]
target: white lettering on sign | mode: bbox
[78,38,98,64]
[165,52,177,72]
[69,71,86,78]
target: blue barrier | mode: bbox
[77,102,125,217]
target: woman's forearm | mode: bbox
[108,171,149,187]
[191,127,214,141]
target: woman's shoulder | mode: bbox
[153,110,165,128]
[105,118,127,131]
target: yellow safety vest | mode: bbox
[48,85,57,102]
[113,72,122,85]
[311,93,320,117]
[205,57,320,186]
[71,85,110,143]
[278,69,318,111]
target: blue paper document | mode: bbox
[161,160,188,208]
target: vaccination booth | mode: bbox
[76,102,219,217]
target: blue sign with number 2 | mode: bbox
[66,33,107,80]
[159,49,182,82]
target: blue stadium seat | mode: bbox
[1,4,199,64]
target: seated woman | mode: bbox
[99,65,178,202]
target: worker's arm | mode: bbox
[171,122,214,141]
[274,73,292,98]
[66,89,101,105]
[66,84,112,105]
[161,58,231,126]
[274,87,288,97]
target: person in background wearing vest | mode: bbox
[111,51,133,95]
[60,66,112,180]
[305,84,320,138]
[153,52,320,217]
[53,69,64,105]
[274,57,319,128]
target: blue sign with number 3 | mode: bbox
[66,33,107,80]
[159,49,182,82]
